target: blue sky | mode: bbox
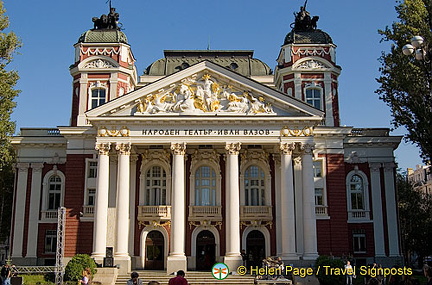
[3,0,423,171]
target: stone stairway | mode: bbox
[115,270,256,285]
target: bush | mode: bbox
[64,254,97,281]
[314,255,345,285]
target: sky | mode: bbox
[3,0,424,171]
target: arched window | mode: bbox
[195,166,216,206]
[346,170,370,220]
[47,175,62,210]
[145,166,167,206]
[244,165,265,206]
[91,88,106,109]
[305,88,321,109]
[349,174,365,210]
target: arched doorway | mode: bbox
[145,230,164,270]
[246,230,265,267]
[196,230,216,270]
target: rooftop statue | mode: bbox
[291,0,319,31]
[92,7,120,30]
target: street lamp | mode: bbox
[402,36,429,61]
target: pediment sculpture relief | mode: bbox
[134,74,275,115]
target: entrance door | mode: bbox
[145,231,164,270]
[196,230,216,270]
[246,230,265,267]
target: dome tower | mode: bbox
[69,7,137,126]
[274,5,341,126]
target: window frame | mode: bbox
[346,170,370,221]
[42,170,65,215]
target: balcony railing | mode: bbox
[137,205,171,222]
[348,210,370,221]
[82,206,94,217]
[41,211,58,220]
[240,206,272,221]
[189,206,222,221]
[315,206,328,216]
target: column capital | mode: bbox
[30,162,44,172]
[300,142,315,155]
[225,142,241,155]
[16,162,29,172]
[116,142,132,155]
[369,162,382,172]
[280,142,296,155]
[383,162,397,172]
[95,142,111,155]
[171,142,186,155]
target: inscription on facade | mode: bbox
[141,128,274,136]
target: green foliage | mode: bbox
[377,0,432,163]
[64,254,97,281]
[314,255,345,285]
[397,172,432,267]
[0,0,21,244]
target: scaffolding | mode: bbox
[55,207,66,285]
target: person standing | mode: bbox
[127,272,143,285]
[0,264,11,285]
[168,270,188,285]
[344,260,354,285]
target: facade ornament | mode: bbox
[281,126,313,137]
[98,126,130,137]
[80,47,121,57]
[240,149,269,169]
[189,221,222,230]
[296,60,327,69]
[170,142,186,155]
[225,142,241,155]
[300,142,315,155]
[280,142,296,155]
[30,163,44,174]
[291,3,319,31]
[95,142,111,155]
[84,59,115,69]
[138,220,171,229]
[134,73,275,116]
[141,149,171,170]
[89,81,107,89]
[191,150,220,172]
[346,151,364,164]
[116,142,131,155]
[240,220,273,229]
[92,6,120,30]
[272,153,281,165]
[369,162,382,173]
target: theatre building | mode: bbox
[10,6,402,273]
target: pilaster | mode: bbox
[383,162,400,257]
[12,163,29,258]
[369,162,386,257]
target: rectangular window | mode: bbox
[87,189,96,206]
[353,232,366,253]
[88,161,98,178]
[313,161,322,177]
[315,188,324,205]
[45,230,57,253]
[305,88,321,109]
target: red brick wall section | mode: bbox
[317,154,349,256]
[37,223,57,258]
[64,154,93,256]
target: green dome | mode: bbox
[284,29,333,45]
[78,29,128,44]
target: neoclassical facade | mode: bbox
[10,6,402,273]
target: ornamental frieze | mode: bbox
[134,73,275,115]
[84,59,115,69]
[98,126,130,137]
[280,126,313,137]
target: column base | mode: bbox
[302,253,319,260]
[223,255,242,273]
[114,256,131,275]
[280,254,299,260]
[167,255,187,275]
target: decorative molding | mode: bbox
[80,47,120,56]
[346,151,365,164]
[189,220,222,230]
[280,126,313,137]
[134,73,274,115]
[89,81,107,89]
[240,149,269,170]
[225,142,241,155]
[295,59,328,69]
[95,143,111,155]
[170,142,186,155]
[98,126,130,137]
[116,143,132,155]
[138,220,171,229]
[84,59,115,69]
[300,143,315,155]
[280,142,296,155]
[141,149,171,168]
[191,149,220,172]
[293,156,302,165]
[240,220,273,229]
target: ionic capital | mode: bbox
[95,142,111,155]
[225,142,242,155]
[280,142,296,155]
[116,142,132,155]
[171,142,186,155]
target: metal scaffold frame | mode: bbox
[55,207,66,285]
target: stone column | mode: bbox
[92,143,111,261]
[26,163,44,262]
[167,142,187,274]
[301,143,318,260]
[279,143,298,259]
[370,162,386,257]
[114,142,132,272]
[383,162,400,257]
[128,155,138,256]
[294,156,304,255]
[223,142,242,270]
[11,163,29,259]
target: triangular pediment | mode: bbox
[86,61,323,121]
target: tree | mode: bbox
[397,172,432,267]
[0,0,21,242]
[377,0,432,164]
